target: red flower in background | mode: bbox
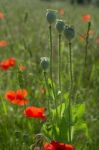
[0,12,5,20]
[0,58,16,70]
[44,141,75,150]
[19,65,27,71]
[0,40,8,47]
[58,8,65,16]
[5,89,28,105]
[82,14,91,22]
[24,106,46,120]
[96,38,99,44]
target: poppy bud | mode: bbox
[46,9,57,24]
[56,19,65,33]
[64,25,75,41]
[40,57,49,71]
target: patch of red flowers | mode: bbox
[0,12,5,20]
[0,58,16,70]
[44,141,75,150]
[5,89,28,105]
[24,106,46,120]
[82,14,91,22]
[0,40,8,47]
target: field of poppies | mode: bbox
[0,0,99,150]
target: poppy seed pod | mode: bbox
[56,19,65,33]
[46,9,57,24]
[64,26,75,41]
[40,57,49,71]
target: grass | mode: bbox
[0,0,99,149]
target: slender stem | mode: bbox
[69,42,73,87]
[49,25,58,119]
[58,33,63,118]
[58,34,62,92]
[68,41,73,143]
[85,21,91,67]
[43,71,50,114]
[49,25,53,83]
[49,25,56,101]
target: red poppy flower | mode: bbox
[82,14,91,22]
[44,141,75,150]
[16,89,28,99]
[5,90,16,101]
[58,8,65,16]
[24,106,46,120]
[5,89,28,105]
[8,58,16,67]
[44,143,55,150]
[0,40,8,47]
[0,58,16,70]
[0,12,4,20]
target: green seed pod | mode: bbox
[56,19,65,33]
[46,9,57,24]
[40,57,49,71]
[64,25,75,41]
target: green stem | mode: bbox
[49,25,56,102]
[68,41,73,143]
[58,34,62,93]
[58,33,63,118]
[49,25,53,83]
[85,21,91,67]
[43,71,50,114]
[49,25,58,119]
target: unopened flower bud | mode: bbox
[64,26,75,41]
[40,57,49,71]
[56,19,65,33]
[46,9,57,24]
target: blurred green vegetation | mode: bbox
[0,0,99,149]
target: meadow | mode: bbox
[0,0,99,149]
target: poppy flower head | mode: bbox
[16,89,28,99]
[5,90,16,101]
[0,60,11,70]
[44,143,55,150]
[82,14,91,22]
[43,141,75,150]
[8,58,16,67]
[24,106,46,120]
[0,12,5,20]
[0,40,8,47]
[0,58,16,70]
[5,89,28,106]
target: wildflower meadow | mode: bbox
[0,0,99,150]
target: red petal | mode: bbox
[5,90,16,101]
